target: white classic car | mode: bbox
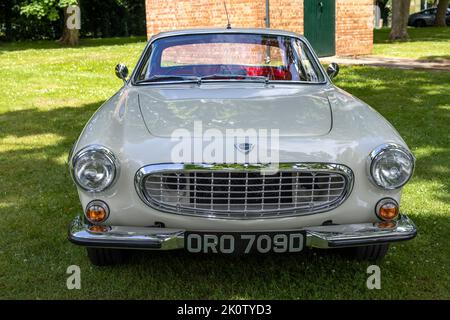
[68,28,417,266]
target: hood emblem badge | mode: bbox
[235,142,254,154]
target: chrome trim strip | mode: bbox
[69,216,184,250]
[306,215,417,248]
[367,143,415,190]
[134,163,354,219]
[68,214,417,250]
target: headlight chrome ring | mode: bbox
[368,143,415,190]
[70,145,119,192]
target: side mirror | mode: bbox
[115,63,129,82]
[326,62,339,79]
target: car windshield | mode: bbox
[136,33,325,83]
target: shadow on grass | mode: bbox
[90,209,449,299]
[0,66,449,298]
[114,247,372,299]
[0,102,99,218]
[0,36,147,53]
[335,67,449,187]
[340,67,449,207]
[418,54,450,61]
[0,66,448,210]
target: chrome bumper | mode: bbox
[68,215,417,250]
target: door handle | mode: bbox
[319,1,324,13]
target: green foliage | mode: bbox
[0,0,146,41]
[80,0,146,38]
[20,0,78,21]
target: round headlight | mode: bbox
[71,145,118,192]
[369,144,414,190]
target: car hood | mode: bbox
[137,84,332,137]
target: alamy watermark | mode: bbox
[66,5,81,30]
[366,265,381,290]
[66,265,81,290]
[170,121,280,169]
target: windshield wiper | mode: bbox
[200,74,269,84]
[136,74,270,85]
[136,75,201,84]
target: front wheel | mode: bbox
[352,244,389,261]
[86,247,128,266]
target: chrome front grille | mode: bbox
[135,163,353,219]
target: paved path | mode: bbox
[320,55,450,72]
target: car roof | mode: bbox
[150,28,306,42]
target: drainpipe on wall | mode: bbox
[265,0,271,63]
[265,0,270,28]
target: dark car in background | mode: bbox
[408,7,450,27]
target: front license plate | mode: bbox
[185,231,305,254]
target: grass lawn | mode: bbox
[0,38,449,299]
[373,27,450,60]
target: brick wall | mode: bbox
[268,0,304,34]
[161,42,283,65]
[145,0,266,33]
[336,0,373,56]
[145,0,373,56]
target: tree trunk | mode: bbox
[57,5,80,46]
[389,0,411,41]
[435,0,449,26]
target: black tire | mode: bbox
[414,19,426,28]
[86,247,128,266]
[352,244,389,261]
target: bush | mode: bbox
[0,0,146,41]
